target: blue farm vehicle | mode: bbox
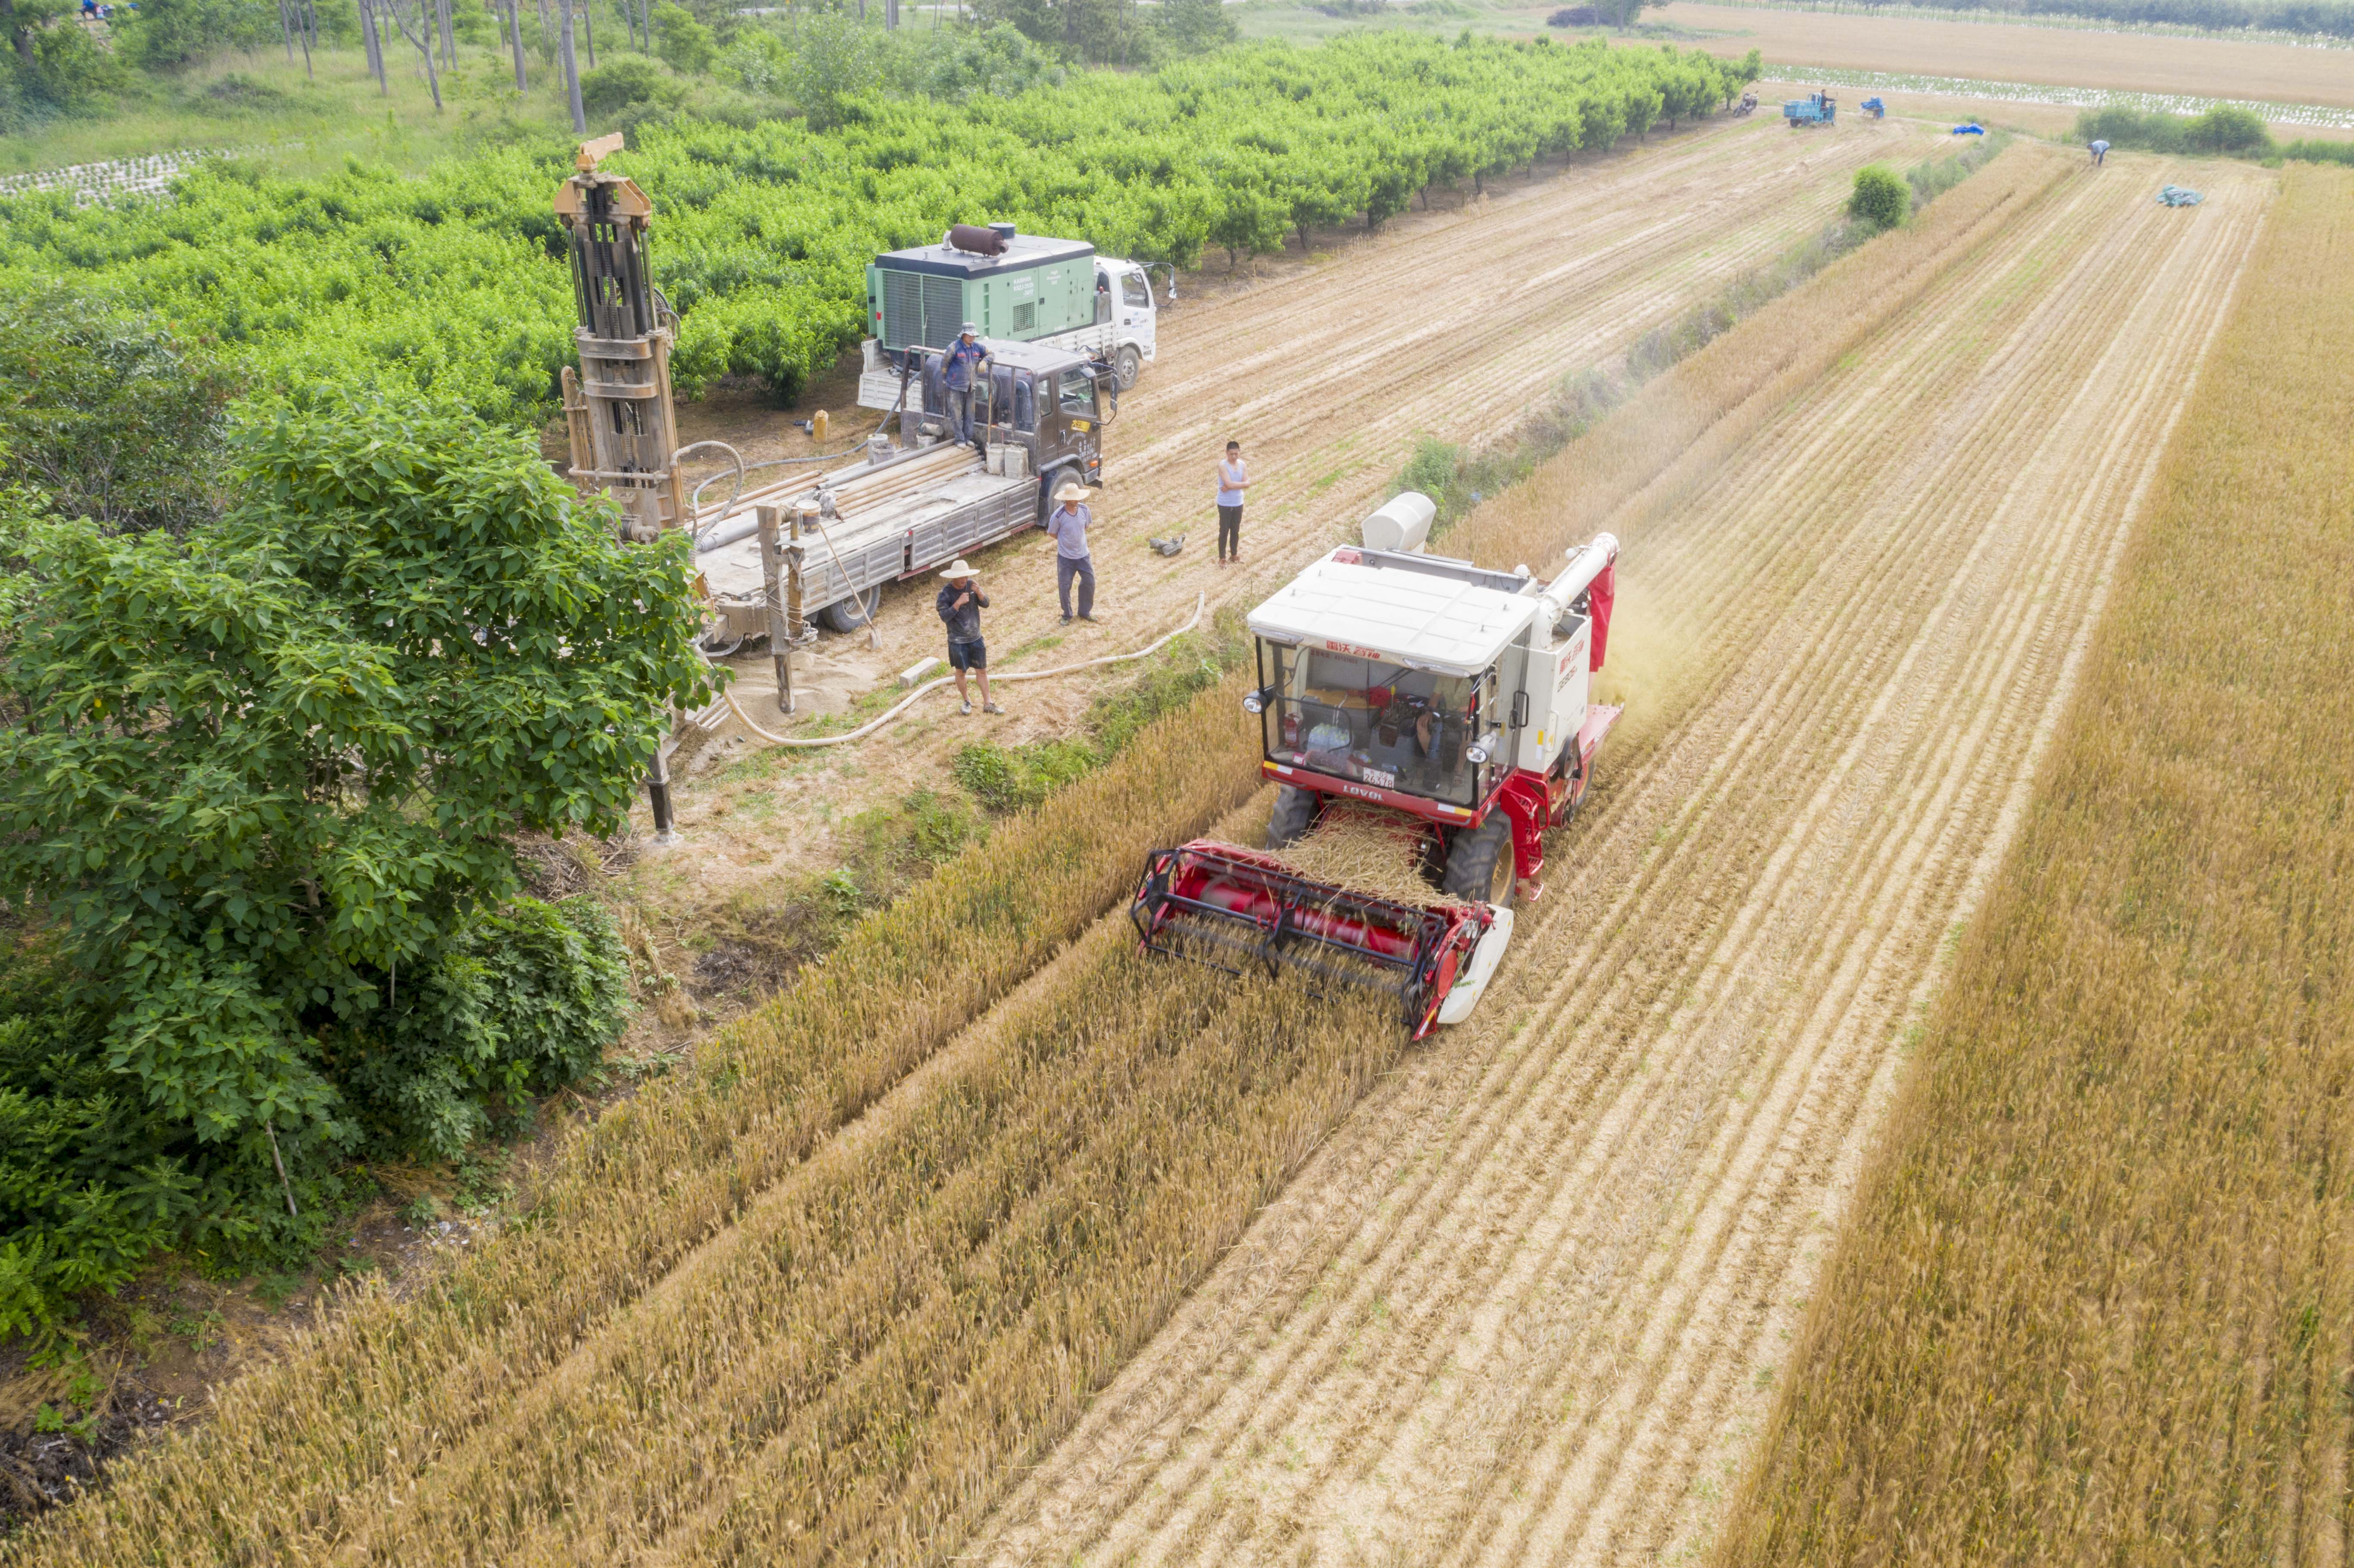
[1784,90,1836,127]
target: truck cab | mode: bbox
[900,336,1111,506]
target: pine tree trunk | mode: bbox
[559,0,585,133]
[580,0,592,67]
[436,0,452,67]
[362,0,387,91]
[507,0,526,87]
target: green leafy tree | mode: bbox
[0,398,716,1195]
[0,0,124,127]
[1848,162,1909,231]
[651,0,715,74]
[782,9,878,128]
[1156,0,1234,54]
[0,285,239,534]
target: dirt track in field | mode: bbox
[969,152,2273,1567]
[660,114,1916,899]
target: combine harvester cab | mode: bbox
[1131,494,1622,1037]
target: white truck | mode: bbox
[856,224,1163,413]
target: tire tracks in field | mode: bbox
[970,158,2271,1568]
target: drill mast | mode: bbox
[555,133,684,541]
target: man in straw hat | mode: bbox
[935,560,1002,715]
[1045,479,1097,623]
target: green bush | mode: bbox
[336,898,631,1160]
[580,57,682,118]
[0,934,196,1341]
[2077,103,2276,159]
[0,285,239,534]
[1847,163,1909,232]
[2185,103,2273,155]
[951,623,1249,815]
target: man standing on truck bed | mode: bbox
[943,324,990,452]
[1046,479,1097,623]
[936,559,1001,715]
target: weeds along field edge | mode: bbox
[4,149,2058,1568]
[1713,164,2354,1564]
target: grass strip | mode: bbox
[1715,164,2354,1563]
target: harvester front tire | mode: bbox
[1442,814,1517,908]
[1265,785,1320,849]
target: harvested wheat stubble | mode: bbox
[1716,163,2354,1568]
[971,149,2273,1566]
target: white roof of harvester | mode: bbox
[1246,548,1539,679]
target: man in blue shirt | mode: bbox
[942,324,990,452]
[1046,479,1097,623]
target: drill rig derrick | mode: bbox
[555,131,685,543]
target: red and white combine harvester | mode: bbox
[1130,493,1621,1036]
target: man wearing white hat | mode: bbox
[935,560,1001,715]
[1045,479,1097,623]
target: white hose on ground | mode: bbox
[710,593,1208,749]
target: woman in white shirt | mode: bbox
[1216,440,1248,564]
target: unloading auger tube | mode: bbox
[1128,506,1622,1036]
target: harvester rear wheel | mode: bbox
[1442,813,1517,908]
[1265,785,1320,849]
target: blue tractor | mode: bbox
[1784,90,1837,127]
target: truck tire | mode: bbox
[1114,344,1143,391]
[1265,785,1321,849]
[1441,813,1517,908]
[1037,467,1076,526]
[819,585,882,635]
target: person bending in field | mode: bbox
[1216,439,1248,564]
[936,559,1001,715]
[2089,138,2109,166]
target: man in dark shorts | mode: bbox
[936,559,1001,715]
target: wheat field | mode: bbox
[1714,163,2354,1564]
[8,145,2311,1567]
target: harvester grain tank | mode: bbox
[1129,501,1622,1036]
[1784,90,1836,127]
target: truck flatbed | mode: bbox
[693,336,1111,639]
